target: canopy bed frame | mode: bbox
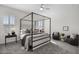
[20,12,51,51]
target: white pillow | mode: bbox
[71,34,75,39]
[20,29,26,34]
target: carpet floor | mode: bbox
[0,40,78,54]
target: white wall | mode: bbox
[0,5,26,44]
[43,4,79,35]
[44,20,50,34]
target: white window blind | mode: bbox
[3,16,15,25]
[10,16,15,25]
[3,16,9,25]
[35,20,44,29]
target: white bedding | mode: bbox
[23,33,50,51]
[20,33,30,39]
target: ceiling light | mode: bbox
[40,7,43,11]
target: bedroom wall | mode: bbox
[0,5,26,44]
[44,4,79,35]
[44,20,50,34]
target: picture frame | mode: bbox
[63,26,69,31]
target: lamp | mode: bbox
[11,28,16,35]
[40,4,45,11]
[40,7,43,11]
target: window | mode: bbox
[35,20,44,29]
[3,16,15,25]
[38,20,44,27]
[10,16,15,25]
[3,16,9,25]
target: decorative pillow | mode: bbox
[54,32,59,36]
[20,29,26,34]
[71,34,75,39]
[33,29,39,34]
[25,29,30,33]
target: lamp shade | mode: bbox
[11,28,15,32]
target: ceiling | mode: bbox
[2,4,78,19]
[3,4,51,15]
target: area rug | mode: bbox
[0,41,72,54]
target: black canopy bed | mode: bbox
[20,12,51,51]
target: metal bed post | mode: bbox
[19,19,22,40]
[20,12,32,49]
[30,12,33,51]
[49,18,51,41]
[20,19,22,31]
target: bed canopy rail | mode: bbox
[20,12,51,51]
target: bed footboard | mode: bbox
[24,33,51,51]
